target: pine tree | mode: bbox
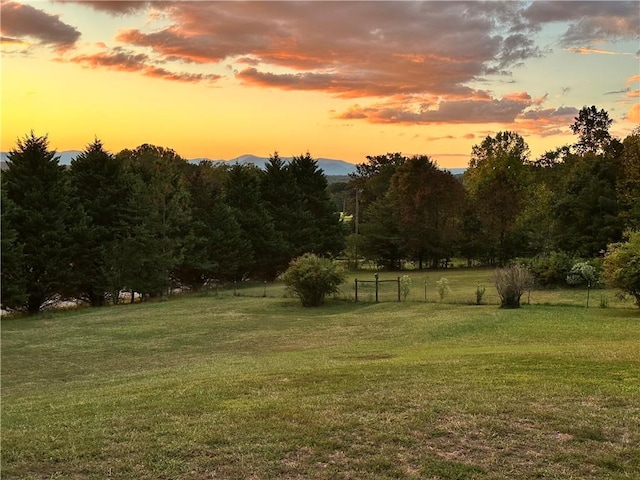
[69,139,133,305]
[174,162,251,289]
[225,164,288,279]
[289,152,346,257]
[3,133,83,312]
[116,145,191,298]
[1,184,27,310]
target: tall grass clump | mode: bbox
[493,264,532,308]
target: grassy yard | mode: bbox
[2,283,639,479]
[237,268,634,309]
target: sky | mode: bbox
[1,1,639,168]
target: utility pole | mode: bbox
[355,188,362,270]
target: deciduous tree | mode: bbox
[464,132,531,265]
[388,155,465,268]
[603,231,640,307]
[571,105,613,156]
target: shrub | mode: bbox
[400,275,412,301]
[566,262,599,287]
[493,264,532,308]
[522,251,575,286]
[475,284,486,305]
[280,253,346,307]
[603,232,640,307]
[436,278,450,302]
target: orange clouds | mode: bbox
[66,48,221,83]
[627,103,640,123]
[5,0,639,135]
[0,0,79,51]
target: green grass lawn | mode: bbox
[237,268,634,309]
[2,284,639,479]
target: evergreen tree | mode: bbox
[552,153,623,257]
[116,145,191,298]
[360,196,404,270]
[261,152,309,265]
[174,162,251,289]
[224,164,287,279]
[289,152,345,257]
[1,183,27,310]
[69,139,133,305]
[3,133,82,312]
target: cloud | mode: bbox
[515,106,580,137]
[336,94,535,125]
[0,0,80,50]
[524,1,639,46]
[54,1,151,16]
[111,1,543,101]
[1,35,24,45]
[565,46,634,55]
[626,103,640,122]
[18,1,634,130]
[66,47,221,83]
[604,88,630,95]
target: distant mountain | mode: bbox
[189,154,359,176]
[1,150,82,169]
[1,151,466,176]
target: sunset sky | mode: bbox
[2,1,639,167]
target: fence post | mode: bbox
[375,273,379,303]
[397,277,401,302]
[355,278,358,302]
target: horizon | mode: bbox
[2,1,638,168]
[0,149,468,176]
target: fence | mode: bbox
[354,274,401,302]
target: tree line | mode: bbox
[2,106,638,313]
[342,106,639,275]
[1,140,344,312]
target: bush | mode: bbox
[400,275,412,301]
[475,284,486,305]
[521,251,575,286]
[436,278,450,302]
[603,232,640,307]
[493,264,532,308]
[280,253,346,307]
[566,261,600,287]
